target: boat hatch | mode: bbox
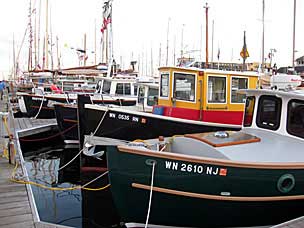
[185,131,261,147]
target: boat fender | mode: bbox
[277,174,295,194]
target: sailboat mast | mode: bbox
[45,0,49,69]
[28,0,33,72]
[165,17,170,66]
[204,2,209,67]
[292,0,296,67]
[261,0,265,71]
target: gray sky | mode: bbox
[0,0,303,79]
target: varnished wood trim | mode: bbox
[185,134,261,147]
[132,183,304,202]
[117,146,304,169]
[63,119,78,123]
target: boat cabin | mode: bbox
[242,89,304,140]
[154,67,259,125]
[95,74,138,97]
[136,82,159,112]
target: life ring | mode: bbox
[277,174,295,193]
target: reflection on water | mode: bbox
[23,144,120,228]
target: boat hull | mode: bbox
[54,104,79,143]
[106,147,304,227]
[78,96,240,147]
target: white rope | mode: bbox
[145,161,156,228]
[82,170,109,188]
[58,149,83,171]
[93,108,109,135]
[32,94,45,119]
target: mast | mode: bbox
[45,0,49,69]
[204,2,209,67]
[181,24,185,59]
[28,0,33,72]
[165,17,170,66]
[211,20,214,63]
[158,43,162,67]
[261,0,265,71]
[292,0,296,67]
[83,33,87,66]
[37,0,41,68]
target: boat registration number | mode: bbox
[164,160,227,176]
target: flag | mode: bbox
[100,0,112,33]
[240,31,249,59]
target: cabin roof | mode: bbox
[158,66,260,77]
[240,88,304,99]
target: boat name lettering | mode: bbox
[32,97,47,101]
[164,161,227,176]
[118,114,130,120]
[109,113,141,123]
[109,113,116,118]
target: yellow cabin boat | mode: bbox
[154,66,259,125]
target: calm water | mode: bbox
[22,143,121,228]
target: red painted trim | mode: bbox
[202,110,244,125]
[153,106,243,125]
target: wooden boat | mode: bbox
[18,73,139,118]
[79,66,259,146]
[102,88,304,228]
[54,80,158,144]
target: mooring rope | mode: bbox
[32,94,46,119]
[145,161,156,228]
[57,148,83,171]
[10,162,110,191]
[92,107,109,136]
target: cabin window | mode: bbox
[208,76,226,103]
[243,96,255,127]
[256,95,281,130]
[287,99,304,139]
[231,77,248,103]
[134,85,138,96]
[147,88,159,106]
[160,73,169,97]
[173,73,195,102]
[116,83,131,95]
[102,80,111,94]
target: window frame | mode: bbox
[243,96,255,127]
[230,76,249,104]
[160,72,170,99]
[207,75,227,104]
[172,71,197,103]
[256,95,282,131]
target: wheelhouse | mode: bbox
[155,67,259,125]
[96,75,138,97]
[242,89,304,140]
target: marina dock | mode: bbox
[0,97,69,228]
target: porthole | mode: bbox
[277,174,295,194]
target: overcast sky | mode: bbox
[0,0,303,79]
